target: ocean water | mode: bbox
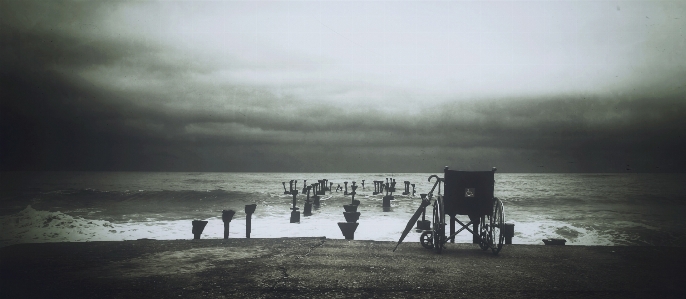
[1,172,685,248]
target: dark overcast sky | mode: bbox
[1,0,685,173]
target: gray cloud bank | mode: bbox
[2,1,685,173]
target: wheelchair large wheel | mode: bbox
[420,231,434,249]
[478,215,489,251]
[489,198,505,255]
[432,197,445,254]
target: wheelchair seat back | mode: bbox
[443,169,495,217]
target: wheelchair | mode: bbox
[395,166,505,254]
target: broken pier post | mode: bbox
[311,183,320,204]
[402,181,410,195]
[317,180,326,195]
[304,186,313,216]
[282,182,289,194]
[339,198,361,240]
[245,204,257,238]
[337,222,359,240]
[350,181,360,206]
[382,182,394,208]
[222,209,236,239]
[290,187,300,223]
[191,220,208,240]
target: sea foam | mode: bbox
[0,206,187,247]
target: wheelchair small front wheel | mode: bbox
[420,231,434,249]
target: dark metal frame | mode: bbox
[420,167,504,254]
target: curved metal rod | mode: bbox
[426,175,443,198]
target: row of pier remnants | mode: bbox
[281,178,417,240]
[191,204,257,240]
[282,179,416,207]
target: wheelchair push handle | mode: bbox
[426,174,443,199]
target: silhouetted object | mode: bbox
[343,211,360,223]
[191,220,208,240]
[303,202,312,216]
[304,186,313,216]
[282,182,289,194]
[382,182,394,208]
[290,187,300,223]
[322,179,330,191]
[245,204,256,238]
[317,180,326,195]
[222,210,236,239]
[311,183,320,205]
[504,223,515,244]
[339,186,361,239]
[391,179,397,193]
[343,204,358,212]
[543,238,566,245]
[395,166,505,255]
[329,182,333,193]
[411,184,416,196]
[336,184,341,192]
[337,222,359,240]
[361,180,365,189]
[289,180,294,193]
[302,180,307,194]
[393,197,431,252]
[416,194,431,230]
[402,181,410,195]
[372,181,380,195]
[309,185,320,206]
[350,181,360,206]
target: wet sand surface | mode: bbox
[1,238,685,298]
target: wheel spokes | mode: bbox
[490,198,505,255]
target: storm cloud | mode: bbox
[1,1,685,172]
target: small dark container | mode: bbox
[542,238,566,245]
[416,220,431,230]
[503,223,515,244]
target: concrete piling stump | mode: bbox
[222,210,236,239]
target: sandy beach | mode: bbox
[1,238,685,298]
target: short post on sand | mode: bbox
[245,204,257,238]
[222,210,236,239]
